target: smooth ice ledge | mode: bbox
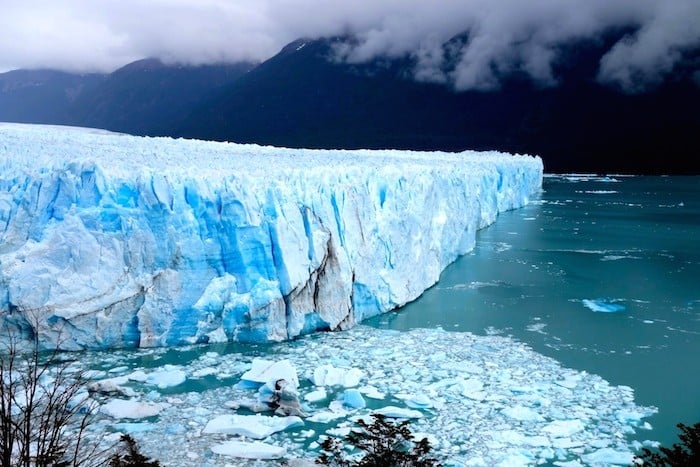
[145,365,187,388]
[210,440,286,459]
[0,123,543,349]
[582,299,626,313]
[100,399,167,419]
[203,414,303,439]
[240,358,299,388]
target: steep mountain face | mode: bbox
[175,37,700,174]
[69,58,257,135]
[0,59,256,136]
[0,70,102,124]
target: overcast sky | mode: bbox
[1,0,698,92]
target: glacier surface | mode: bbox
[0,123,542,349]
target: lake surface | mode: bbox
[367,174,700,449]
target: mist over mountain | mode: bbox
[1,36,698,174]
[175,36,699,175]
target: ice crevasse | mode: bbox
[0,123,543,349]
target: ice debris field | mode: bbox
[67,325,656,466]
[0,123,542,350]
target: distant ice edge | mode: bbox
[0,123,543,350]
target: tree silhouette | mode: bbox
[0,331,109,466]
[316,413,441,467]
[108,434,161,467]
[634,422,700,466]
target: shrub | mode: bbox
[0,332,109,466]
[108,434,161,467]
[634,422,700,466]
[316,413,441,467]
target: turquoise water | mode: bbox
[367,175,700,448]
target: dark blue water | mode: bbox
[367,175,700,448]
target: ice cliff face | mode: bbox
[0,123,543,350]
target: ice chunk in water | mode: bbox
[112,422,156,433]
[373,406,423,419]
[100,399,166,419]
[582,299,625,313]
[304,388,327,403]
[145,366,186,388]
[543,419,585,437]
[312,365,363,387]
[203,414,303,439]
[343,389,366,409]
[405,394,433,409]
[241,359,300,389]
[581,447,634,465]
[502,405,545,422]
[210,440,286,459]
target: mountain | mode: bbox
[68,58,256,135]
[1,38,698,174]
[0,69,102,124]
[175,37,700,175]
[0,59,256,135]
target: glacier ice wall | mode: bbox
[0,123,543,349]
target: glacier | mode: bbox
[0,123,543,350]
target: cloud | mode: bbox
[597,1,700,92]
[0,0,698,92]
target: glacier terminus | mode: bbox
[0,123,543,349]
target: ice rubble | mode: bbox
[0,123,542,350]
[76,325,656,466]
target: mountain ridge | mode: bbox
[1,37,698,174]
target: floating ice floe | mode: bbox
[303,388,327,403]
[100,399,167,419]
[145,365,187,388]
[543,419,586,437]
[373,406,424,419]
[311,364,363,387]
[405,394,433,409]
[112,422,157,433]
[61,326,656,466]
[307,410,348,424]
[210,440,287,459]
[87,377,137,397]
[580,447,634,465]
[358,385,385,400]
[203,414,303,439]
[241,358,300,388]
[502,405,545,422]
[342,389,366,409]
[582,299,626,313]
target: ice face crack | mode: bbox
[0,123,543,350]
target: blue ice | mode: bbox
[582,299,626,313]
[0,123,543,349]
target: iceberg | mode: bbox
[240,358,300,388]
[202,414,304,439]
[100,399,167,419]
[0,123,543,349]
[209,440,287,460]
